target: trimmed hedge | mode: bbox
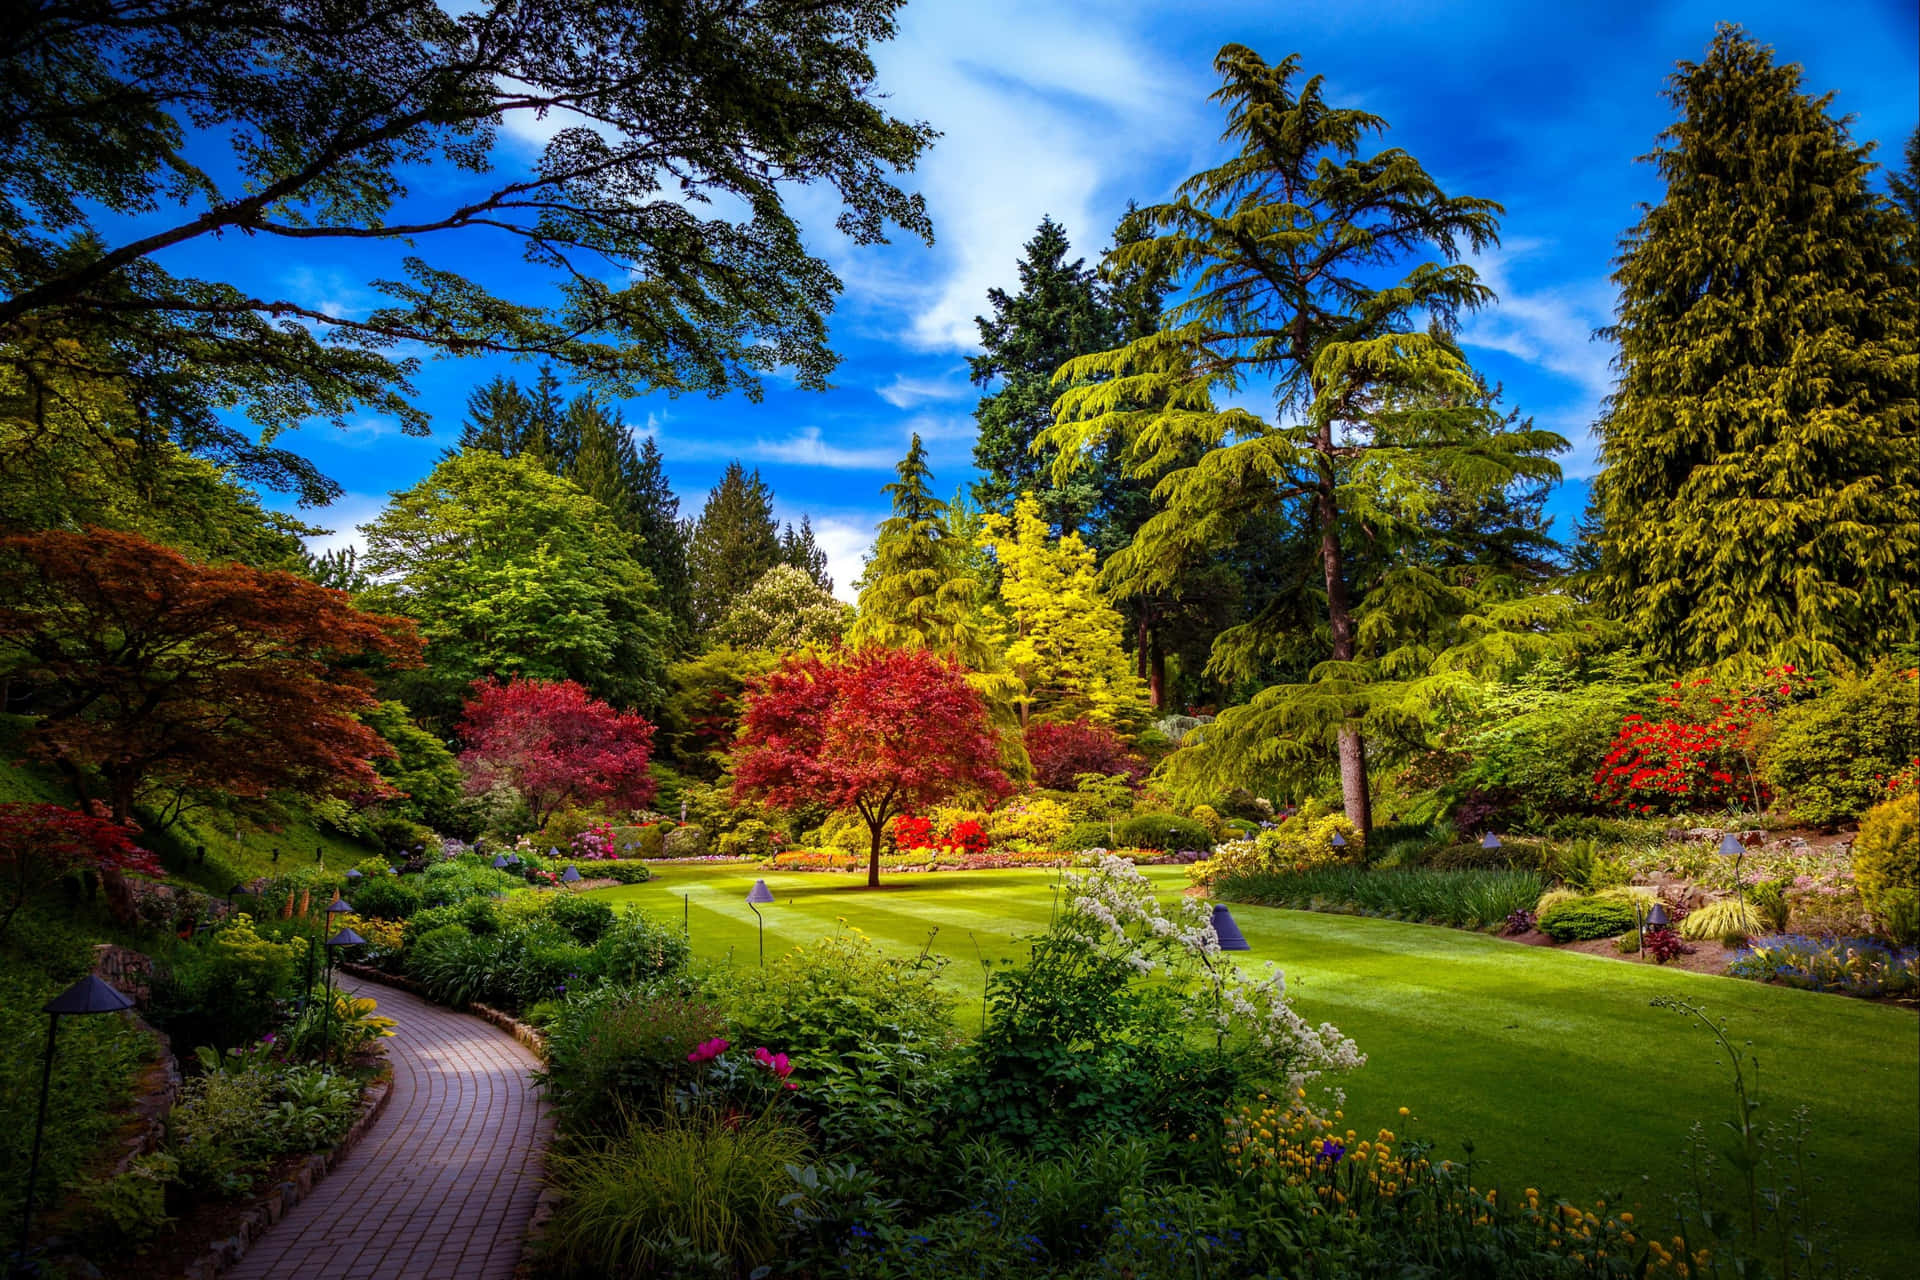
[1536,895,1638,941]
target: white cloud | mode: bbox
[274,491,390,558]
[1457,242,1618,476]
[767,504,883,605]
[877,368,974,409]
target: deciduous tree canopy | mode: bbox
[457,677,657,824]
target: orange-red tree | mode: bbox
[457,677,657,825]
[733,646,1010,887]
[0,803,164,937]
[0,528,421,826]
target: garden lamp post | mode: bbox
[226,882,245,909]
[746,880,776,965]
[321,926,366,1064]
[1330,831,1347,850]
[17,976,134,1268]
[561,865,582,891]
[345,869,362,885]
[1481,832,1502,851]
[1718,834,1748,910]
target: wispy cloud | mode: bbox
[664,425,903,472]
[876,368,974,409]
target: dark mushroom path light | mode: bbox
[561,865,583,889]
[1481,832,1503,851]
[17,976,135,1265]
[1210,904,1251,952]
[492,854,511,870]
[746,879,776,965]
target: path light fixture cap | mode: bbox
[325,927,367,948]
[1481,832,1502,850]
[389,865,402,876]
[1718,834,1745,858]
[492,854,510,869]
[506,854,521,866]
[1329,831,1347,849]
[1646,903,1670,929]
[345,868,363,881]
[43,974,135,1016]
[1210,904,1251,951]
[746,879,776,905]
[561,865,582,883]
[328,897,353,915]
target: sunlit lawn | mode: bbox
[595,863,1918,1273]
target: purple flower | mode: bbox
[1318,1139,1346,1164]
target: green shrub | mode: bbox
[344,873,423,920]
[1112,813,1214,852]
[612,824,668,859]
[1762,662,1920,825]
[663,824,708,858]
[1678,898,1764,942]
[544,893,616,944]
[405,924,503,1006]
[599,908,690,984]
[1191,803,1362,884]
[543,984,724,1131]
[416,857,520,908]
[716,819,776,859]
[150,913,306,1049]
[594,859,655,885]
[1059,820,1114,850]
[1852,794,1919,920]
[543,1108,809,1276]
[1536,894,1639,941]
[1751,878,1792,933]
[169,1069,277,1196]
[1545,839,1630,892]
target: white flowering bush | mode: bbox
[1065,856,1364,1089]
[954,855,1362,1150]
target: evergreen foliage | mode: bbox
[1041,47,1567,829]
[688,462,783,632]
[1593,26,1919,667]
[978,494,1149,727]
[629,437,695,649]
[779,516,833,593]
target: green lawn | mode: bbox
[597,863,1919,1274]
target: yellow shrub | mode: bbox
[985,796,1075,851]
[1187,802,1361,885]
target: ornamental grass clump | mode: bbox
[1677,897,1764,943]
[1212,866,1544,931]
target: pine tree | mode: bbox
[521,366,578,474]
[979,493,1150,726]
[688,461,782,631]
[456,376,533,457]
[1041,48,1568,831]
[564,396,639,528]
[969,217,1114,533]
[1594,27,1920,667]
[629,436,694,646]
[1889,127,1920,258]
[780,515,833,593]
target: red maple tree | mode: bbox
[733,647,1011,887]
[0,803,165,937]
[457,677,657,823]
[0,528,422,826]
[1024,718,1146,791]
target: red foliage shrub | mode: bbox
[0,803,164,935]
[458,678,656,823]
[1024,718,1146,791]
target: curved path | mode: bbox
[226,977,550,1280]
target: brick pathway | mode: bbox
[226,977,550,1280]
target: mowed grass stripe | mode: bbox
[595,864,1917,1274]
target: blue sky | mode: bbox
[205,0,1916,598]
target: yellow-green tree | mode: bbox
[979,494,1149,727]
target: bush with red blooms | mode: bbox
[893,814,936,850]
[458,677,656,824]
[892,814,991,856]
[1024,718,1147,791]
[1591,666,1813,815]
[0,803,165,936]
[943,818,990,857]
[733,646,1011,887]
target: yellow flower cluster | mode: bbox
[1221,1095,1704,1274]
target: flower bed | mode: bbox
[1727,934,1920,998]
[766,847,1202,873]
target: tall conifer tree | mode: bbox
[630,436,695,648]
[1594,27,1919,666]
[1043,48,1566,831]
[780,515,833,593]
[688,461,782,631]
[970,217,1113,533]
[564,396,640,528]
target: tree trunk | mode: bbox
[1316,456,1373,835]
[866,816,883,889]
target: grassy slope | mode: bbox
[597,864,1919,1274]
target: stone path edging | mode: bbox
[184,1066,393,1279]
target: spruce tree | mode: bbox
[1042,47,1567,831]
[688,461,782,631]
[1594,27,1919,667]
[629,436,695,648]
[456,376,533,457]
[780,515,833,593]
[564,396,639,528]
[969,217,1114,533]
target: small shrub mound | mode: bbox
[1678,898,1765,942]
[1536,893,1639,941]
[1852,794,1919,941]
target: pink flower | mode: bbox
[686,1037,729,1064]
[752,1046,793,1079]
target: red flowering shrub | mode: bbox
[1024,719,1146,791]
[893,814,936,850]
[943,819,990,857]
[1592,667,1813,815]
[0,803,165,936]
